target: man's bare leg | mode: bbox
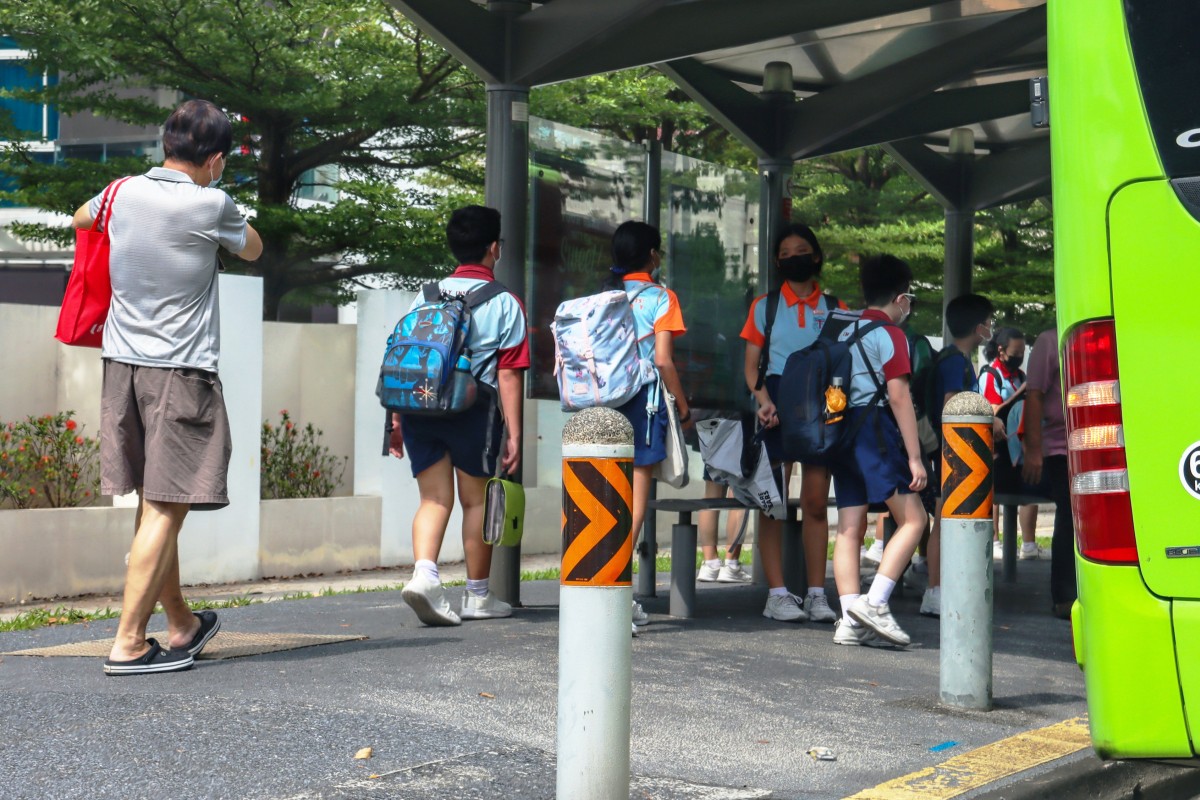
[109,497,190,661]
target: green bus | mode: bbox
[1051,0,1200,759]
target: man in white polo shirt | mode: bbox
[72,99,263,675]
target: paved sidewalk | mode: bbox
[0,558,1099,800]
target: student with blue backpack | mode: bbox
[828,255,928,647]
[385,205,529,627]
[740,223,847,624]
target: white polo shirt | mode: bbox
[88,167,248,372]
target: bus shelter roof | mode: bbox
[389,0,1050,210]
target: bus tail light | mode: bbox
[1064,319,1139,564]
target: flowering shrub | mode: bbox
[0,412,101,509]
[261,410,347,500]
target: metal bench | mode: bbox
[994,491,1053,583]
[643,496,811,619]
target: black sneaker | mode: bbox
[103,639,194,676]
[183,611,221,656]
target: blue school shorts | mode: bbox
[832,407,915,509]
[400,394,503,478]
[615,382,668,467]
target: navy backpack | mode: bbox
[777,321,890,462]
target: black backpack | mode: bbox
[777,320,891,462]
[754,288,841,390]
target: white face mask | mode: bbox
[208,155,224,188]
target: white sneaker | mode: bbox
[632,623,639,637]
[911,554,929,575]
[632,600,649,626]
[848,596,910,646]
[920,586,941,617]
[833,619,894,647]
[763,593,809,622]
[460,591,512,620]
[992,540,1005,560]
[401,573,461,627]
[1020,542,1043,560]
[697,562,721,582]
[861,539,884,567]
[717,562,753,583]
[803,593,838,623]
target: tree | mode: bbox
[532,69,755,169]
[790,148,1055,338]
[0,0,486,319]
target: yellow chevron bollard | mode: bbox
[557,407,634,800]
[940,392,995,710]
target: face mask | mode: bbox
[1005,355,1023,370]
[208,166,221,188]
[778,254,819,283]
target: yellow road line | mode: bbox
[843,717,1091,800]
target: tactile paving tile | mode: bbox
[2,631,367,660]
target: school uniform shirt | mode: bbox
[623,272,687,366]
[933,348,977,423]
[979,358,1024,405]
[415,264,530,389]
[739,282,848,377]
[837,309,912,407]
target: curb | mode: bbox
[971,753,1200,800]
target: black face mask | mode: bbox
[778,254,819,283]
[1005,356,1023,370]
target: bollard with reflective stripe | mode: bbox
[557,407,633,800]
[940,392,995,711]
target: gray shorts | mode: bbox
[100,360,232,509]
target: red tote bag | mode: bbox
[54,176,132,348]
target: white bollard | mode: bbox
[557,407,634,800]
[939,392,995,711]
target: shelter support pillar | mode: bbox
[638,139,664,598]
[485,72,530,606]
[942,128,976,335]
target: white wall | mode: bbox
[0,304,104,437]
[176,274,264,583]
[262,322,356,496]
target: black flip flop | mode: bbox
[184,610,221,656]
[103,638,194,676]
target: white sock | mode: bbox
[867,575,896,607]
[840,594,860,625]
[768,586,789,598]
[927,585,941,597]
[724,558,740,568]
[415,559,439,584]
[466,578,488,598]
[705,559,721,569]
[807,587,825,598]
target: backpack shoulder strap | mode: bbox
[464,279,508,310]
[627,282,656,303]
[421,282,442,303]
[822,292,840,312]
[755,289,782,391]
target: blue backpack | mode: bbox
[778,320,890,462]
[376,280,507,415]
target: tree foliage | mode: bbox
[0,0,486,318]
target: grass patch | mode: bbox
[0,606,120,632]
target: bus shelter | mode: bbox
[387,0,1051,597]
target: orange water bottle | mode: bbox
[825,377,847,425]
